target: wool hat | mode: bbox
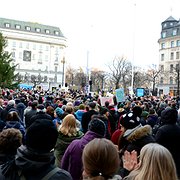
[88,118,106,136]
[88,102,96,109]
[120,112,141,130]
[160,108,177,124]
[132,106,142,117]
[8,100,15,106]
[55,107,64,117]
[26,119,58,153]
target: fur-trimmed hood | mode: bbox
[126,125,152,142]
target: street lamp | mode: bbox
[61,57,65,87]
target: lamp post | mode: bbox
[61,57,65,87]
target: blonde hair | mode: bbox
[59,114,77,137]
[125,143,178,180]
[82,138,120,180]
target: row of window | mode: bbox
[160,64,179,73]
[160,76,177,85]
[11,50,59,62]
[161,40,180,49]
[4,23,60,35]
[161,51,180,61]
[162,29,177,38]
[11,41,61,53]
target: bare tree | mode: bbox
[108,56,132,90]
[90,68,107,92]
[146,64,161,96]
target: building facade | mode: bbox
[0,17,67,90]
[158,16,180,96]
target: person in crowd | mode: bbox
[3,111,25,139]
[0,128,22,165]
[123,143,178,180]
[118,112,155,178]
[53,107,64,127]
[146,108,158,128]
[46,105,55,119]
[0,100,16,121]
[54,114,84,167]
[24,100,38,128]
[15,99,26,124]
[61,118,106,180]
[23,101,32,116]
[27,104,52,128]
[81,102,99,133]
[82,138,121,180]
[0,119,72,180]
[0,98,4,120]
[75,104,86,127]
[155,108,180,178]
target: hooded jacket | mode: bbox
[119,125,155,178]
[61,131,104,180]
[0,145,72,180]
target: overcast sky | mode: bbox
[0,0,180,71]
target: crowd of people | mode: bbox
[0,88,179,180]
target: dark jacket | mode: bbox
[146,114,158,128]
[0,145,72,180]
[155,123,180,178]
[61,131,103,180]
[81,110,98,133]
[119,125,155,178]
[25,109,37,128]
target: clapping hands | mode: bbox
[122,150,138,171]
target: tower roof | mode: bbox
[163,16,177,22]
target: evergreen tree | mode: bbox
[0,32,19,89]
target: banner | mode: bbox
[136,88,144,97]
[100,96,114,106]
[115,88,125,102]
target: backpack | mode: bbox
[19,167,60,180]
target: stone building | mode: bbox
[158,16,180,96]
[0,17,67,90]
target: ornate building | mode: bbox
[158,16,180,96]
[0,17,67,90]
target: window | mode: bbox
[4,23,10,28]
[15,25,21,29]
[160,77,163,84]
[35,28,41,32]
[38,52,42,64]
[161,54,164,61]
[46,46,49,51]
[173,29,177,36]
[160,65,164,72]
[25,26,31,31]
[54,31,59,35]
[45,29,50,34]
[170,22,173,26]
[33,43,36,50]
[45,55,48,61]
[19,52,22,59]
[163,23,167,28]
[162,32,166,38]
[26,43,29,49]
[170,64,173,73]
[12,41,16,47]
[171,41,174,47]
[161,43,165,49]
[19,42,22,48]
[170,52,174,60]
[12,52,15,58]
[176,52,179,59]
[177,40,180,47]
[170,77,173,84]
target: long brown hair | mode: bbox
[82,138,120,179]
